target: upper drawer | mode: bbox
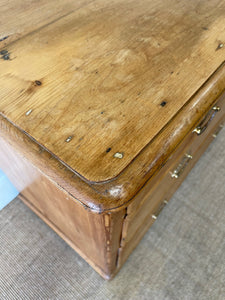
[121,94,225,246]
[127,91,225,220]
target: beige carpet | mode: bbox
[0,128,225,300]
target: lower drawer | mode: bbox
[117,94,225,267]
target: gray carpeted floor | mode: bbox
[0,128,225,300]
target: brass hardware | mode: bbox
[193,105,221,136]
[212,106,221,111]
[152,200,168,220]
[170,153,192,179]
[212,124,224,138]
[193,127,201,135]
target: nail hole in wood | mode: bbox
[0,50,8,55]
[35,80,42,86]
[2,54,10,60]
[106,147,112,153]
[160,101,167,107]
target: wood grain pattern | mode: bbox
[1,0,225,182]
[0,136,125,279]
[0,0,94,46]
[1,0,225,279]
[117,103,225,269]
[1,61,225,212]
[0,92,223,279]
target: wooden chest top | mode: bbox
[0,0,225,184]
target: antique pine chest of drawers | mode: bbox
[0,0,225,279]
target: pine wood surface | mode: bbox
[1,64,225,212]
[1,0,225,279]
[0,135,125,279]
[1,93,224,279]
[1,0,225,183]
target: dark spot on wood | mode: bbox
[95,70,99,74]
[35,80,42,86]
[120,99,125,103]
[79,137,84,141]
[170,71,174,74]
[106,147,112,153]
[100,111,104,114]
[160,101,167,107]
[2,54,10,60]
[0,49,8,55]
[0,36,9,42]
[0,49,10,60]
[202,27,208,31]
[137,92,141,96]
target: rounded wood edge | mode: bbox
[1,61,225,212]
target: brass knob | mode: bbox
[212,106,221,111]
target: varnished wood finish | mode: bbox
[0,136,125,279]
[1,0,225,279]
[1,0,225,182]
[1,91,224,279]
[1,62,225,212]
[118,121,225,267]
[117,96,225,268]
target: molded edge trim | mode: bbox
[1,61,225,212]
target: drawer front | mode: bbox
[117,92,225,267]
[127,91,225,222]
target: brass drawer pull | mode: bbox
[170,153,193,179]
[193,106,221,135]
[152,200,168,220]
